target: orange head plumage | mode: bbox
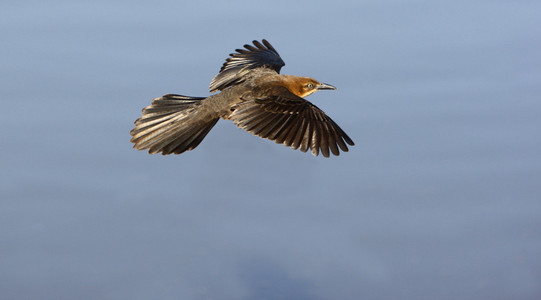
[279,75,336,98]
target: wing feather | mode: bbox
[209,39,285,92]
[229,87,354,157]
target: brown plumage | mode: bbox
[130,39,354,157]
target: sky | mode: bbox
[1,1,541,299]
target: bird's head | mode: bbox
[282,76,336,98]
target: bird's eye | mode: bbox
[306,83,314,89]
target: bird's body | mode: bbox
[130,39,354,157]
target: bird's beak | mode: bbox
[317,83,337,90]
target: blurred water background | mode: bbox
[1,1,540,299]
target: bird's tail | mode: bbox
[130,94,219,155]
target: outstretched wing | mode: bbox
[209,39,285,93]
[229,87,354,157]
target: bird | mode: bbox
[130,39,354,157]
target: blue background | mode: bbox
[2,1,540,299]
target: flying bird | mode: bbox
[130,39,354,157]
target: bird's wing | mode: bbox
[229,87,354,157]
[209,39,285,93]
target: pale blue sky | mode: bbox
[1,1,540,299]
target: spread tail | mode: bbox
[130,94,219,155]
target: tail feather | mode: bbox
[130,94,219,155]
[161,118,219,154]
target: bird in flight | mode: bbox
[130,39,354,157]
